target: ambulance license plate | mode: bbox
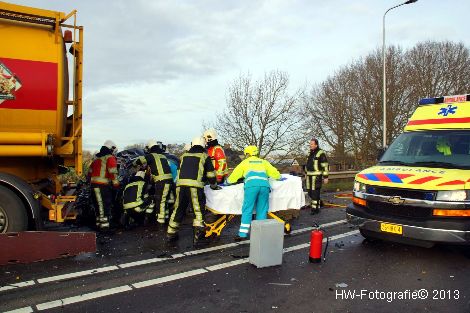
[380,222,402,235]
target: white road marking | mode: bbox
[0,219,347,293]
[2,307,33,313]
[4,228,359,312]
[184,243,239,255]
[35,286,132,311]
[290,219,346,235]
[36,266,119,284]
[118,257,169,269]
[205,259,249,271]
[0,280,35,292]
[132,269,208,289]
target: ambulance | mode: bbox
[347,94,470,247]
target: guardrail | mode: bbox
[328,171,358,180]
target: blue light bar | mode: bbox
[419,94,470,105]
[418,97,438,105]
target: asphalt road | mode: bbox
[1,193,469,313]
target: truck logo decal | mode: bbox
[0,61,22,103]
[388,196,405,205]
[438,104,457,117]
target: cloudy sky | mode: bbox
[11,0,470,151]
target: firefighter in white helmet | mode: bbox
[203,129,228,183]
[167,136,219,245]
[88,140,119,230]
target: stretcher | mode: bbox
[203,174,305,238]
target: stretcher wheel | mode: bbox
[284,223,291,234]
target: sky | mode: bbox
[8,0,470,151]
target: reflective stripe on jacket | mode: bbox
[134,153,173,182]
[207,145,228,180]
[89,154,119,187]
[123,179,147,209]
[176,149,216,188]
[227,156,281,189]
[306,149,329,177]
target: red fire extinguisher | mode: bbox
[309,229,323,263]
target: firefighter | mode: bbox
[305,138,329,214]
[167,136,219,245]
[162,143,179,214]
[88,140,120,230]
[133,140,173,225]
[203,129,228,183]
[227,146,281,241]
[121,171,154,228]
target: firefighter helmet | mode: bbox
[146,140,157,150]
[244,146,259,157]
[203,129,217,143]
[103,140,117,152]
[191,136,206,148]
[135,171,145,179]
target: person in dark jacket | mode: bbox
[133,140,173,225]
[304,138,329,214]
[167,136,219,245]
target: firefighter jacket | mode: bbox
[133,146,172,183]
[88,147,120,188]
[122,175,148,210]
[227,156,281,189]
[176,146,217,188]
[305,148,329,177]
[206,140,228,182]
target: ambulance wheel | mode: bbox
[284,223,292,234]
[359,229,381,243]
[0,185,28,233]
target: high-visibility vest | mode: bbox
[134,153,173,182]
[305,149,329,177]
[207,145,228,180]
[89,154,119,187]
[123,179,147,210]
[176,152,216,188]
[227,156,281,189]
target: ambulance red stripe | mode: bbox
[408,176,441,185]
[407,117,470,126]
[437,180,465,186]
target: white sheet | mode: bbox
[204,174,305,214]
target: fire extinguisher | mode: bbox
[309,222,329,263]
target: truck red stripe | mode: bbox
[0,58,57,111]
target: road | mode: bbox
[1,193,469,313]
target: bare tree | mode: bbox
[215,71,303,159]
[303,41,470,168]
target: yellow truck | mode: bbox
[347,94,470,247]
[0,2,83,233]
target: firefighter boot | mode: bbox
[193,227,210,247]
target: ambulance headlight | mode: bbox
[353,181,367,192]
[436,190,468,202]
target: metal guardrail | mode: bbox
[328,171,358,180]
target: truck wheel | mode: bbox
[0,185,28,233]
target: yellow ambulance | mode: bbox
[347,94,470,247]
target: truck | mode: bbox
[347,94,470,247]
[0,1,83,233]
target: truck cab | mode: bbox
[347,94,470,247]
